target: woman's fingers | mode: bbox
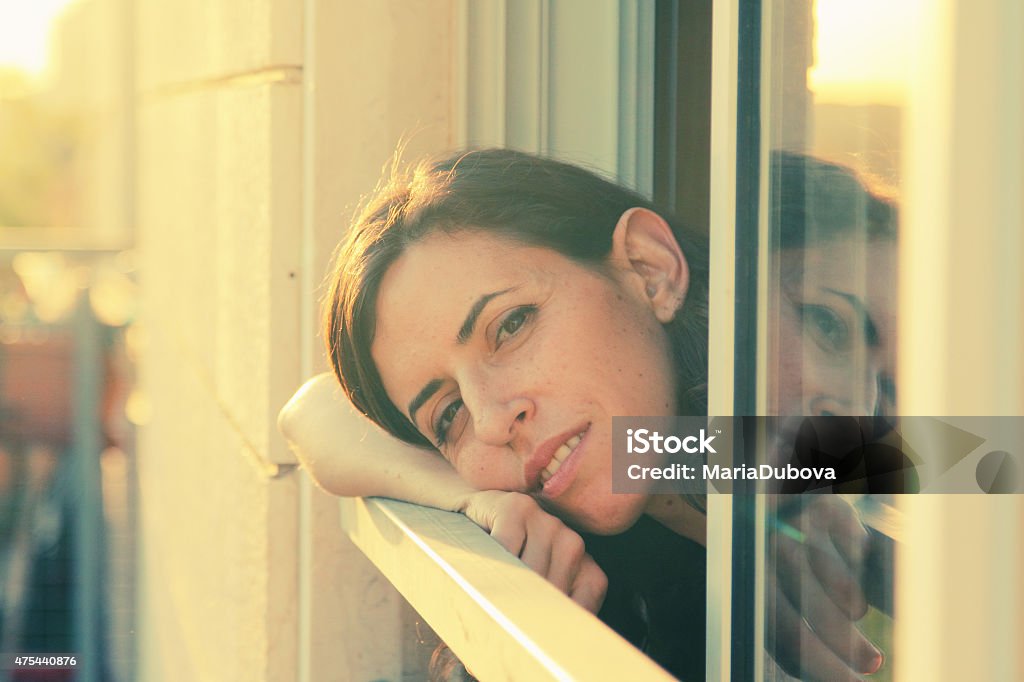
[775,530,868,621]
[805,538,869,620]
[770,497,879,677]
[805,498,870,619]
[817,497,870,568]
[528,520,582,589]
[472,491,606,613]
[510,518,607,613]
[777,559,879,672]
[777,497,870,618]
[516,512,559,579]
[767,571,881,682]
[485,492,534,554]
[569,554,608,613]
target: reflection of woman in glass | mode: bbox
[280,148,891,680]
[771,150,897,421]
[769,152,910,499]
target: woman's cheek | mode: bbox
[774,328,805,414]
[457,452,517,491]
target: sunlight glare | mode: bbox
[0,0,79,76]
[810,0,925,104]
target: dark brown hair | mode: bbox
[323,148,709,447]
[771,150,898,248]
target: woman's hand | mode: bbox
[461,491,608,614]
[766,496,883,681]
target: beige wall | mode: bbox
[135,1,458,679]
[134,0,303,677]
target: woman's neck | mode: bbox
[644,494,707,546]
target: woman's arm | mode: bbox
[278,373,479,510]
[278,373,608,613]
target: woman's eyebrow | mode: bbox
[457,287,515,344]
[408,378,443,429]
[824,287,879,343]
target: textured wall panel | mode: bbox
[136,0,302,90]
[136,81,300,681]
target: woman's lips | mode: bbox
[539,432,583,484]
[540,425,589,499]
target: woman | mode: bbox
[770,152,911,497]
[772,149,897,420]
[280,148,890,680]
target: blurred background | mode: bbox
[1,0,135,680]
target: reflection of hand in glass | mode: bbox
[766,496,883,681]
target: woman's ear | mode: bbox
[611,207,690,323]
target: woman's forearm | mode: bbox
[279,374,609,612]
[278,373,477,512]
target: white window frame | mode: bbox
[706,0,740,677]
[457,0,654,191]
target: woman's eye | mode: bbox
[802,304,850,352]
[495,305,536,346]
[434,398,464,447]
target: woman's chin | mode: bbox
[563,498,649,536]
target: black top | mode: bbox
[582,515,707,682]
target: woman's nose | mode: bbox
[805,365,881,417]
[472,396,534,447]
[473,407,528,450]
[460,371,535,447]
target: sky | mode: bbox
[0,0,77,76]
[810,0,924,104]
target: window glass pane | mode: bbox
[759,1,921,679]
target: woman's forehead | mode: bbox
[369,232,561,391]
[780,237,897,326]
[781,236,894,278]
[376,231,559,312]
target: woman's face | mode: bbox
[371,230,678,533]
[773,235,897,418]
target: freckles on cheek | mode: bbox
[458,465,484,488]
